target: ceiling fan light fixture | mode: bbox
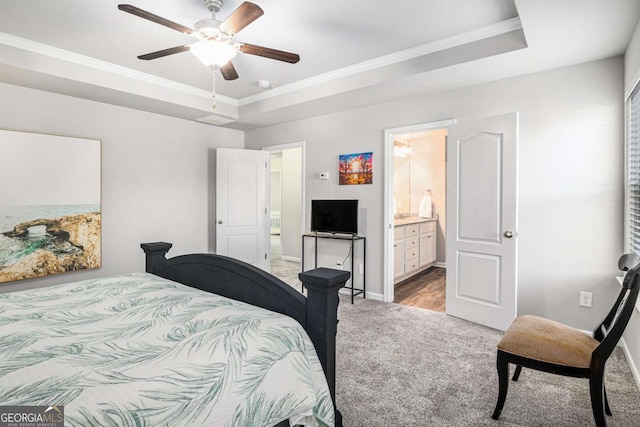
[190,39,238,68]
[194,19,225,38]
[119,2,298,84]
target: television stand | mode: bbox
[301,232,366,303]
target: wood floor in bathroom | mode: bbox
[394,267,446,312]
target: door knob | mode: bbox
[218,220,223,224]
[504,230,513,239]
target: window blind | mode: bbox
[628,83,640,254]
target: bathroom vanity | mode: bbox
[394,217,437,283]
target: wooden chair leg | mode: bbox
[492,352,510,420]
[604,383,612,416]
[589,369,608,427]
[511,365,522,381]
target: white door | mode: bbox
[216,148,270,270]
[445,112,518,331]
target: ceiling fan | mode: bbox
[118,0,299,105]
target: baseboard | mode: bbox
[281,255,301,263]
[620,337,640,391]
[364,291,384,301]
[434,262,446,268]
[338,288,384,301]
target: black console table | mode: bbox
[302,233,366,304]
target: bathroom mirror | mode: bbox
[394,153,411,215]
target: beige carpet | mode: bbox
[336,298,640,426]
[267,238,640,425]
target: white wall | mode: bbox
[0,82,244,294]
[246,57,624,328]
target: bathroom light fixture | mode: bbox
[394,140,411,157]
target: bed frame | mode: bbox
[141,242,349,427]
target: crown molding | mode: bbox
[0,17,522,112]
[0,32,239,107]
[238,17,523,106]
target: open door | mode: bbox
[445,113,518,331]
[216,148,270,271]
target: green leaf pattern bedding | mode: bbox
[0,273,334,427]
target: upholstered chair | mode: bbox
[491,254,640,427]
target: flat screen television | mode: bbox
[311,199,358,235]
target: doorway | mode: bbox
[386,125,450,311]
[262,142,305,290]
[384,113,519,331]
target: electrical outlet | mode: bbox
[336,261,342,270]
[358,263,364,275]
[579,291,593,308]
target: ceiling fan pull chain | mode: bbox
[212,70,216,109]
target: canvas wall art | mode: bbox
[0,129,101,283]
[339,152,373,185]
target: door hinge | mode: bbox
[265,253,268,260]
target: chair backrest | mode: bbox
[618,253,640,273]
[591,254,640,364]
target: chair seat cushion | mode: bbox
[497,315,599,368]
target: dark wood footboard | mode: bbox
[141,242,349,427]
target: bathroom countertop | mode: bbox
[394,217,437,226]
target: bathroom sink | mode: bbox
[394,216,435,226]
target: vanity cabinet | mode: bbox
[394,219,437,283]
[419,221,436,267]
[404,224,420,274]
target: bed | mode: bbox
[0,242,349,427]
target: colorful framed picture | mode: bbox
[0,129,101,283]
[339,152,373,185]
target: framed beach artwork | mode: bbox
[0,129,101,283]
[339,152,373,185]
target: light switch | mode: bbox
[319,172,329,180]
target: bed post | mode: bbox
[140,242,172,272]
[299,267,350,427]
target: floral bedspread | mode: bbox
[0,273,334,427]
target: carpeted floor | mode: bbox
[267,238,640,426]
[335,298,640,426]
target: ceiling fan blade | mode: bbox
[118,4,193,35]
[220,62,239,80]
[138,45,191,60]
[239,43,300,64]
[219,2,264,36]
